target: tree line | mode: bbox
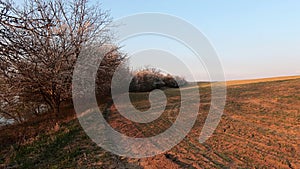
[0,0,186,125]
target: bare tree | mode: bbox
[73,45,129,105]
[0,0,113,118]
[96,46,129,99]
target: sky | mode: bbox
[98,0,300,80]
[12,0,300,80]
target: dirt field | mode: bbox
[1,76,299,168]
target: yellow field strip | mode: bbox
[225,75,300,86]
[182,75,300,90]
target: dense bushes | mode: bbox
[129,68,187,92]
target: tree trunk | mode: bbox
[51,100,61,119]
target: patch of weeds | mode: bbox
[9,120,84,168]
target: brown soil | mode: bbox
[1,76,299,168]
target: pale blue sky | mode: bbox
[13,0,300,80]
[99,0,300,80]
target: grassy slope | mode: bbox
[1,77,300,168]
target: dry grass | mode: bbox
[225,75,300,86]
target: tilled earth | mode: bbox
[103,78,300,168]
[1,78,299,168]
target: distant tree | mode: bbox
[129,68,187,92]
[163,74,187,88]
[0,0,114,118]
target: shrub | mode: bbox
[129,68,187,92]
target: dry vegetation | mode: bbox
[1,77,299,168]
